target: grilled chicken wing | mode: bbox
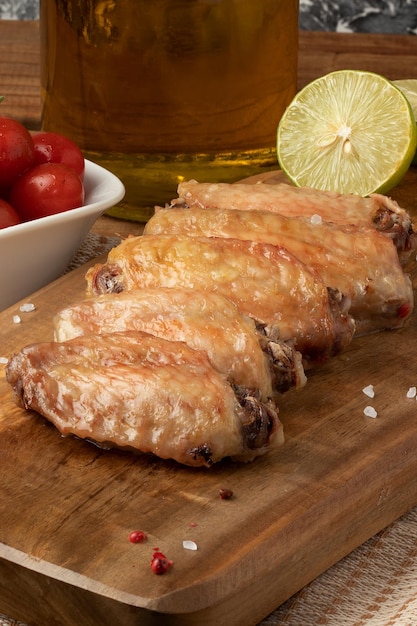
[6,332,283,467]
[173,180,417,263]
[54,288,306,397]
[144,208,413,335]
[85,235,355,367]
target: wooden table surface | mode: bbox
[2,19,417,239]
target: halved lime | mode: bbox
[393,79,417,164]
[277,70,417,195]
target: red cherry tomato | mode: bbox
[9,162,85,221]
[0,198,21,229]
[32,131,85,179]
[0,117,35,192]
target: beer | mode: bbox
[40,1,299,221]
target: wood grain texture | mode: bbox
[1,167,417,625]
[0,20,41,129]
[297,31,417,89]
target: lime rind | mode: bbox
[393,79,417,164]
[277,70,417,196]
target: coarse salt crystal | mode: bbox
[406,386,417,399]
[0,357,8,365]
[19,303,35,313]
[182,540,198,551]
[364,406,378,419]
[362,384,375,398]
[310,214,322,225]
[13,315,22,324]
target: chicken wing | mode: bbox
[144,208,413,335]
[54,288,306,397]
[174,180,416,264]
[85,235,355,367]
[6,332,283,467]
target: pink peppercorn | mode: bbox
[151,549,173,575]
[129,530,147,544]
[219,488,234,500]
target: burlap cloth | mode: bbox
[2,232,417,626]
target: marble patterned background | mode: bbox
[1,0,417,34]
[0,0,38,20]
[300,0,417,34]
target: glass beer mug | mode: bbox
[40,1,299,221]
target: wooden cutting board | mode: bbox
[1,169,417,626]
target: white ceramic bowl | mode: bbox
[0,159,125,311]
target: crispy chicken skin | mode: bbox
[144,208,413,335]
[174,180,417,264]
[85,235,355,368]
[54,288,307,397]
[6,332,284,467]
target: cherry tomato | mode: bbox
[0,117,35,192]
[9,162,85,221]
[32,131,85,179]
[0,198,21,229]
